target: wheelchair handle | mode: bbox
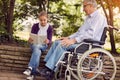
[108,25,119,31]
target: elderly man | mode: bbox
[41,0,107,79]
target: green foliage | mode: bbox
[61,25,80,37]
[13,36,29,47]
[116,48,120,54]
[0,0,9,34]
[49,0,84,37]
[113,17,120,43]
[14,1,39,19]
[114,31,120,42]
[0,23,6,34]
[0,32,29,47]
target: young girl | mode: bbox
[23,11,53,79]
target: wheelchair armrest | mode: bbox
[83,39,105,45]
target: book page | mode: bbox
[38,35,47,44]
[30,33,47,44]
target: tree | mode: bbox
[98,0,120,54]
[0,0,15,42]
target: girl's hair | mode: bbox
[84,0,97,8]
[38,11,48,18]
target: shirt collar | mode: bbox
[39,23,49,28]
[89,10,99,17]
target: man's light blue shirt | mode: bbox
[69,10,107,43]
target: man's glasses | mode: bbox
[83,4,90,8]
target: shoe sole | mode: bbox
[23,72,31,76]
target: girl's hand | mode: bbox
[28,37,33,44]
[44,39,49,44]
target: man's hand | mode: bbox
[57,37,69,40]
[61,38,76,47]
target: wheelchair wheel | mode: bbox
[77,48,116,80]
[70,70,79,80]
[70,58,79,80]
[54,64,63,80]
[67,53,80,80]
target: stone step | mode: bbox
[0,45,47,72]
[0,71,45,80]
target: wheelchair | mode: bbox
[54,27,117,80]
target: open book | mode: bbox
[30,33,47,44]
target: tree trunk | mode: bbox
[99,0,117,54]
[106,0,117,54]
[37,0,48,12]
[6,0,15,42]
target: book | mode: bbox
[30,33,47,44]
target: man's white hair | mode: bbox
[84,0,97,8]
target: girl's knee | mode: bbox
[32,44,40,49]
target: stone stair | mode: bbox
[0,45,120,80]
[0,45,47,72]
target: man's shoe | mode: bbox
[40,70,51,76]
[23,68,32,76]
[35,68,40,75]
[40,68,51,76]
[46,71,55,80]
[26,75,34,80]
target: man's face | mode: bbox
[39,16,48,27]
[83,1,92,15]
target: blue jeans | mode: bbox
[44,40,78,71]
[28,44,48,74]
